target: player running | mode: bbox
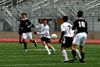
[59,16,74,62]
[70,11,88,63]
[20,13,37,51]
[34,19,55,55]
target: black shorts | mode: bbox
[61,37,73,48]
[41,37,51,43]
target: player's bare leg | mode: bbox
[42,41,51,55]
[80,46,85,62]
[61,47,69,62]
[47,43,55,54]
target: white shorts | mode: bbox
[22,32,32,40]
[73,32,87,46]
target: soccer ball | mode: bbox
[51,34,57,39]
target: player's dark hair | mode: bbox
[63,16,68,22]
[42,19,48,22]
[42,18,49,24]
[42,19,47,22]
[22,13,27,16]
[77,11,83,17]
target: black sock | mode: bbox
[19,38,21,43]
[32,40,35,43]
[72,50,77,59]
[81,52,85,60]
[24,42,27,50]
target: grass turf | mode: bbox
[0,42,100,67]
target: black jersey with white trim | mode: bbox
[20,18,35,33]
[72,18,88,34]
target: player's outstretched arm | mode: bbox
[27,19,37,28]
[35,26,40,28]
[34,31,46,35]
[27,24,40,28]
[59,31,65,43]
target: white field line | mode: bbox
[0,54,99,58]
[0,58,99,62]
[0,59,60,61]
[1,48,100,52]
[0,48,100,55]
[0,55,62,57]
[0,62,100,67]
[0,53,100,56]
[0,49,72,52]
[0,49,100,55]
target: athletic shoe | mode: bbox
[70,57,77,63]
[24,49,28,52]
[80,59,85,63]
[48,52,51,55]
[61,60,69,63]
[63,61,69,63]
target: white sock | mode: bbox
[75,49,81,59]
[45,45,51,53]
[62,50,68,61]
[51,46,55,52]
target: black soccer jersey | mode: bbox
[72,18,88,34]
[20,18,35,33]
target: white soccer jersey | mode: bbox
[61,22,74,37]
[37,24,51,38]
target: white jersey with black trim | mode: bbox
[61,22,74,37]
[40,24,51,38]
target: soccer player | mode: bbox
[34,19,55,55]
[18,17,23,44]
[59,16,74,62]
[70,11,88,63]
[20,13,37,51]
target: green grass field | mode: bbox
[0,43,100,67]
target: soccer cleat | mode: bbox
[61,60,69,63]
[48,52,51,55]
[80,59,85,63]
[24,49,28,52]
[63,61,69,63]
[70,57,77,63]
[34,41,37,47]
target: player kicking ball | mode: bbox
[70,11,88,63]
[34,19,55,55]
[59,16,74,62]
[20,13,37,51]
